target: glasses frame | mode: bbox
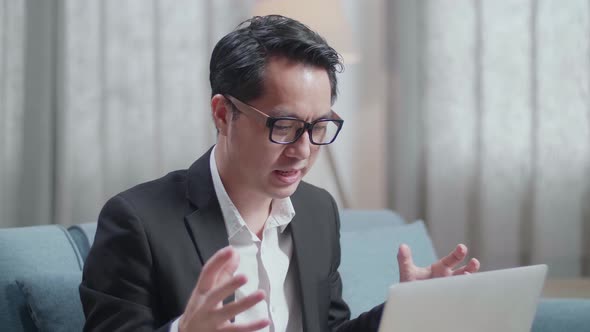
[224,95,344,145]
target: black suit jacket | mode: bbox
[80,148,383,332]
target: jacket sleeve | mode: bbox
[326,194,384,332]
[79,194,173,332]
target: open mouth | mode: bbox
[273,169,302,185]
[276,170,298,176]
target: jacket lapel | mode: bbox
[185,209,229,272]
[183,147,232,303]
[290,192,320,332]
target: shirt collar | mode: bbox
[210,145,295,239]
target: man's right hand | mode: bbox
[178,246,270,332]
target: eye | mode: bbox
[273,119,300,133]
[313,124,328,131]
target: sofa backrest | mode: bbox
[0,225,85,332]
[339,209,438,317]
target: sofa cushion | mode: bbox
[0,225,84,332]
[16,272,84,332]
[532,298,590,332]
[339,218,438,318]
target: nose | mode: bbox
[284,129,313,160]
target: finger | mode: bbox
[184,249,235,316]
[452,266,469,276]
[465,258,480,273]
[204,274,248,308]
[396,244,414,268]
[438,244,467,269]
[221,318,271,332]
[218,249,242,282]
[217,290,266,323]
[196,246,237,294]
[398,244,422,282]
[452,258,480,276]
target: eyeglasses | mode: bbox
[225,95,344,145]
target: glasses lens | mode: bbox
[311,120,341,144]
[271,119,305,143]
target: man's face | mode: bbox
[222,57,332,200]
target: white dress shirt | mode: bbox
[171,146,302,332]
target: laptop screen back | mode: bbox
[378,264,547,332]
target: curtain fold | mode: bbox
[0,0,252,227]
[387,0,590,277]
[1,0,27,228]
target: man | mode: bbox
[80,15,480,332]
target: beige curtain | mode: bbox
[0,0,390,229]
[387,0,590,278]
[0,0,251,227]
[7,0,586,279]
[1,0,28,228]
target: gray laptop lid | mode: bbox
[378,264,548,332]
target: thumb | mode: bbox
[397,244,416,282]
[397,243,414,268]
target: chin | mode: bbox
[268,182,301,199]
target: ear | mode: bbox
[211,94,232,136]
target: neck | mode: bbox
[215,144,272,237]
[228,189,272,238]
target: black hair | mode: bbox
[209,15,343,105]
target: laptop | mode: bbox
[378,264,548,332]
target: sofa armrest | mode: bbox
[532,298,590,332]
[67,223,97,262]
[0,225,85,331]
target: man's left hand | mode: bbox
[397,243,480,282]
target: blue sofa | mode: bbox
[1,210,589,331]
